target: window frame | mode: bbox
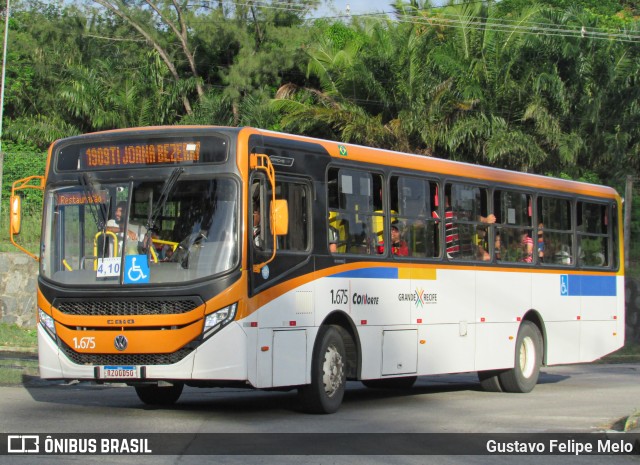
[326,165,385,256]
[388,173,441,260]
[274,175,313,255]
[535,193,574,268]
[440,180,494,262]
[576,199,612,269]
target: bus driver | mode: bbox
[106,201,148,254]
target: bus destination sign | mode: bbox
[83,141,201,168]
[57,190,108,206]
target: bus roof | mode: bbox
[253,128,619,200]
[51,125,619,200]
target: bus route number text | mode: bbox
[97,257,121,278]
[330,289,348,306]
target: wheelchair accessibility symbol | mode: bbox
[124,255,150,284]
[560,274,569,296]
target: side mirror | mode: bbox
[10,175,44,261]
[271,199,288,236]
[10,195,21,235]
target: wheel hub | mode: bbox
[519,336,536,378]
[322,344,344,397]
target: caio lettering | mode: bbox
[107,319,135,325]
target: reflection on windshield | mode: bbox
[42,177,238,285]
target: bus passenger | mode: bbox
[329,223,339,253]
[495,232,502,260]
[537,223,545,262]
[475,226,490,261]
[432,198,460,259]
[151,232,173,261]
[480,214,496,224]
[377,222,409,256]
[253,203,263,249]
[106,201,148,255]
[520,230,534,263]
[390,223,409,256]
[107,201,147,242]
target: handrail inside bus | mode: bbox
[250,153,277,273]
[93,231,119,270]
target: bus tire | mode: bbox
[477,370,504,392]
[298,325,346,414]
[362,376,417,389]
[134,383,184,405]
[498,321,542,393]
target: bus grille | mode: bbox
[53,297,203,316]
[59,340,194,366]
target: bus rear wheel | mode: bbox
[498,321,542,393]
[135,383,184,405]
[298,325,346,414]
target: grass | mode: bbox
[0,359,39,386]
[601,343,640,363]
[0,324,38,385]
[0,323,37,349]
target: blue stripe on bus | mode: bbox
[330,267,399,279]
[561,275,617,297]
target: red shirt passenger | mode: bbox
[378,224,409,256]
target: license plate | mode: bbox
[102,365,137,379]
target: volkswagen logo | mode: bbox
[114,335,128,351]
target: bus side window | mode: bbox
[391,176,439,258]
[327,167,384,255]
[275,180,310,251]
[446,182,491,261]
[537,196,573,266]
[494,189,533,264]
[577,201,609,267]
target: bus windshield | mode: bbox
[41,177,239,285]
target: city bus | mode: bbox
[9,126,625,413]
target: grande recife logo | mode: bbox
[398,288,438,307]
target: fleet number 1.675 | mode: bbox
[72,336,96,349]
[330,289,348,306]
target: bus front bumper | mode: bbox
[37,322,249,383]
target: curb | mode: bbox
[624,411,640,432]
[0,346,38,356]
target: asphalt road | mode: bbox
[0,362,638,464]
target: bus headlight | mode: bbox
[38,308,56,339]
[203,303,237,339]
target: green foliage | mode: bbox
[0,0,637,192]
[324,22,364,50]
[554,170,602,184]
[495,0,637,18]
[0,142,46,249]
[0,323,37,349]
[1,143,47,206]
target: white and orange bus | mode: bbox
[10,126,624,413]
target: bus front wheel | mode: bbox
[298,325,346,414]
[498,321,542,393]
[134,383,184,405]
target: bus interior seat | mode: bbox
[329,212,349,253]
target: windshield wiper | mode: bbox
[146,167,184,232]
[79,173,109,230]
